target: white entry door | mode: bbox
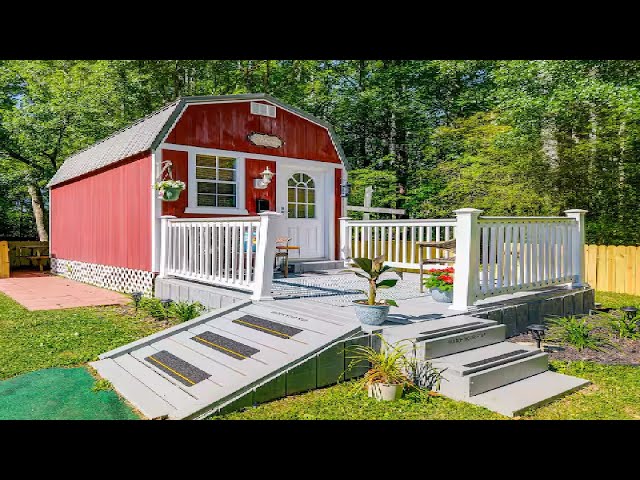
[276,165,326,259]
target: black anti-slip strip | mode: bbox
[191,331,260,360]
[463,349,529,369]
[232,314,303,338]
[145,350,211,387]
[418,321,486,340]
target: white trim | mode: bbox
[186,148,247,215]
[160,142,337,171]
[184,207,250,215]
[328,168,336,260]
[151,149,160,272]
[48,186,52,247]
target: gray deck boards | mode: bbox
[94,297,360,419]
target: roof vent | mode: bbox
[250,101,276,118]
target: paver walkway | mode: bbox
[0,272,129,311]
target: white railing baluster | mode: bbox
[481,225,489,294]
[504,224,512,288]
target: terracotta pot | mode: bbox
[368,382,403,401]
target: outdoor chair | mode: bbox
[417,238,456,293]
[274,237,300,278]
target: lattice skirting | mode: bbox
[50,258,155,296]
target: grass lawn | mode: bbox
[0,292,177,380]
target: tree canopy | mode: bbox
[1,60,638,244]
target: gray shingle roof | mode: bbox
[48,94,347,188]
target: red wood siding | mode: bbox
[334,168,343,259]
[165,102,340,164]
[245,159,276,215]
[50,152,152,271]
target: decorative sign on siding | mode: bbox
[247,132,284,149]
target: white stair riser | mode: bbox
[438,354,549,399]
[419,325,506,359]
[293,261,343,273]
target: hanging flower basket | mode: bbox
[154,180,186,202]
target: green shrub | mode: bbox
[599,311,640,339]
[139,297,167,320]
[545,315,611,351]
[170,301,206,322]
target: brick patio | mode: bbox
[0,271,129,311]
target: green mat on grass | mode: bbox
[0,367,138,420]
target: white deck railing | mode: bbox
[340,218,456,269]
[476,217,576,298]
[159,212,283,301]
[339,208,587,311]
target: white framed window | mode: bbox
[186,150,247,214]
[287,173,316,218]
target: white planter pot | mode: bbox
[368,382,403,401]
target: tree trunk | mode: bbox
[27,184,48,241]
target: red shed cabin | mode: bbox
[48,94,348,295]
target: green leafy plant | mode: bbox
[343,256,402,306]
[599,311,640,339]
[545,315,611,351]
[170,301,205,322]
[346,334,409,388]
[92,378,113,392]
[403,342,444,394]
[423,267,454,292]
[139,297,168,320]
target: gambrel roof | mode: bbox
[47,93,347,187]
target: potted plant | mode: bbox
[423,267,454,303]
[153,179,186,202]
[344,256,402,326]
[347,334,409,401]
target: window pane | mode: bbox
[288,178,296,187]
[218,157,235,169]
[197,194,216,207]
[288,205,296,218]
[297,188,305,202]
[297,205,306,218]
[307,189,315,204]
[288,188,295,202]
[307,205,315,218]
[218,169,235,181]
[196,167,217,180]
[196,155,217,168]
[217,183,236,195]
[217,195,236,207]
[197,182,216,194]
[307,177,315,188]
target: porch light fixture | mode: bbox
[254,167,274,189]
[340,181,352,198]
[621,306,638,322]
[527,324,548,350]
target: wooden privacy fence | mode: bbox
[0,241,9,278]
[584,244,640,295]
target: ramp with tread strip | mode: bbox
[91,299,361,419]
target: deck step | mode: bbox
[383,315,504,359]
[90,359,174,419]
[469,371,590,417]
[432,342,548,399]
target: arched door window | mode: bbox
[287,173,316,218]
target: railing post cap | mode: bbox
[339,216,352,220]
[257,211,283,217]
[160,215,177,219]
[453,208,483,215]
[564,209,589,214]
